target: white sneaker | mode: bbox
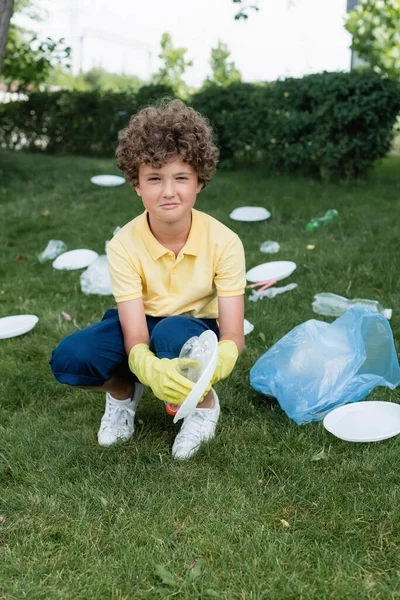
[97,383,144,446]
[172,389,220,460]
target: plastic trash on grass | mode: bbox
[260,241,280,254]
[38,240,67,262]
[248,283,298,302]
[250,307,400,424]
[313,292,392,320]
[244,319,254,335]
[80,255,112,295]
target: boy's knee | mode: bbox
[50,332,102,386]
[150,316,206,359]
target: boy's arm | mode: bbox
[212,294,245,384]
[118,297,150,355]
[218,295,245,354]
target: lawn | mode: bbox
[1,150,400,600]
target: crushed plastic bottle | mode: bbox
[305,209,338,232]
[80,255,113,296]
[259,241,280,254]
[38,240,67,262]
[165,335,210,416]
[249,283,298,302]
[312,292,392,320]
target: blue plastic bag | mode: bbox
[250,307,400,424]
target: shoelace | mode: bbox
[101,401,135,431]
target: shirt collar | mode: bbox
[139,209,204,261]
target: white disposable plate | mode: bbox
[323,401,400,442]
[90,175,125,187]
[53,249,99,271]
[244,319,254,335]
[0,314,39,339]
[174,330,219,423]
[229,206,271,222]
[246,261,296,283]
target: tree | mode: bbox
[1,0,70,90]
[345,0,400,79]
[152,32,192,97]
[47,66,143,93]
[83,67,142,93]
[208,40,241,86]
[2,24,70,90]
[0,0,14,73]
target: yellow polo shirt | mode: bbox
[107,208,246,319]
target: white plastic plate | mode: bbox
[90,175,125,187]
[53,249,99,271]
[229,206,271,222]
[174,330,219,423]
[244,319,254,335]
[323,401,400,442]
[246,261,296,283]
[0,314,39,339]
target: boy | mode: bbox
[50,99,246,459]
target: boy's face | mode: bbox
[134,159,203,226]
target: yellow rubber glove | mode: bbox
[129,344,195,405]
[212,340,239,384]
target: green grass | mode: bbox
[1,150,400,600]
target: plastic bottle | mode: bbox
[312,293,392,319]
[165,336,205,416]
[305,209,339,232]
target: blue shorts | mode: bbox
[49,309,220,387]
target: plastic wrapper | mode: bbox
[80,255,113,296]
[38,240,67,262]
[260,241,280,254]
[250,307,400,424]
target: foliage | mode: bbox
[0,84,175,156]
[152,32,192,98]
[134,83,175,108]
[47,66,144,93]
[13,0,42,20]
[345,0,400,79]
[207,40,241,87]
[82,68,143,93]
[2,23,70,90]
[191,81,265,165]
[232,0,260,20]
[191,71,400,179]
[46,65,89,91]
[1,71,399,180]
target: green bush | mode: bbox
[1,72,399,179]
[191,71,400,179]
[190,82,268,166]
[0,84,175,157]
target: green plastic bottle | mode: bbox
[305,209,339,232]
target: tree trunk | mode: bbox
[0,0,14,74]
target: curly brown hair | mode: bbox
[115,98,219,187]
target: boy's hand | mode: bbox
[129,344,195,405]
[212,340,239,384]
